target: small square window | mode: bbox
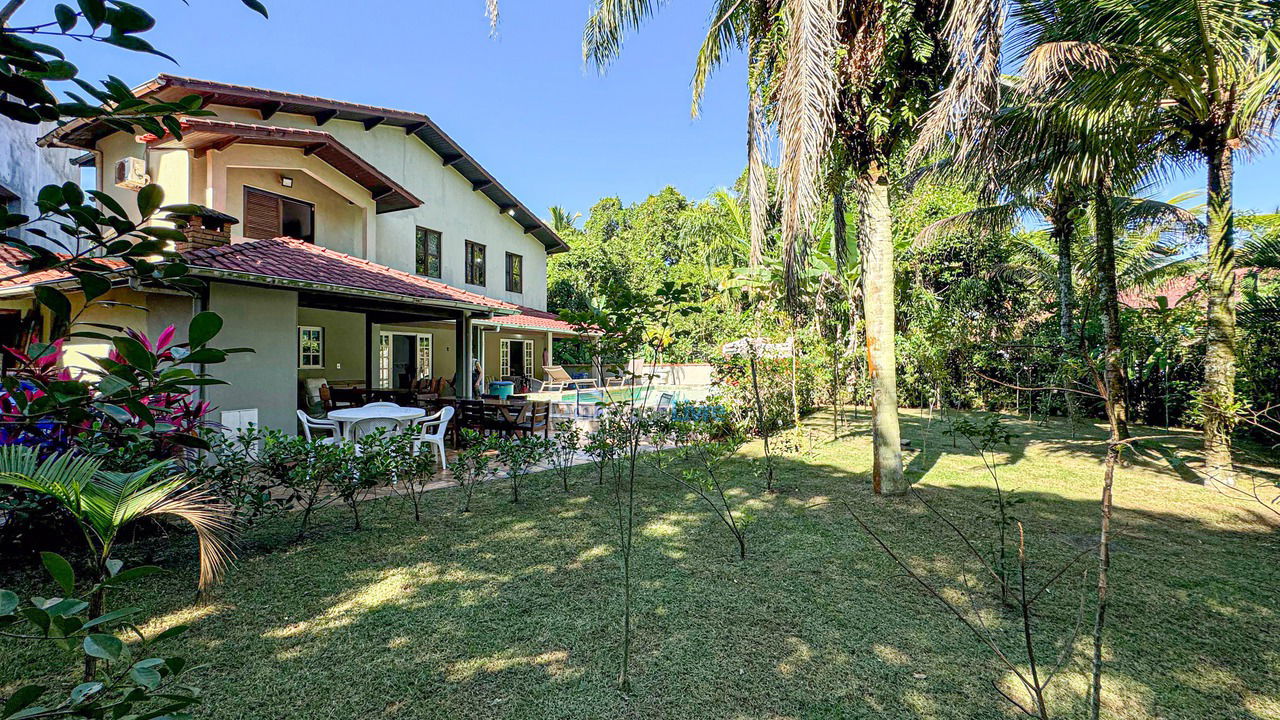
[505,252,523,293]
[298,326,324,369]
[465,240,486,286]
[416,227,441,278]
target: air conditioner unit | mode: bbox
[113,157,149,190]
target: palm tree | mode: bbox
[0,445,233,678]
[0,447,233,588]
[1026,0,1280,484]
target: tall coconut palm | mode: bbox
[1021,0,1280,484]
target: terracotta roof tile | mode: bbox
[186,237,516,311]
[486,305,581,333]
[0,247,128,288]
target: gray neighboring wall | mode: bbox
[203,283,299,435]
[0,117,79,251]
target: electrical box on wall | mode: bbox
[220,409,259,439]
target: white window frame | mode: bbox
[298,326,324,369]
[500,338,534,378]
[378,331,433,389]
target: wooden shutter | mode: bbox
[244,188,281,239]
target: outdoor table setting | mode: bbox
[327,404,427,441]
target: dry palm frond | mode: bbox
[1021,41,1113,93]
[748,80,771,268]
[140,486,237,591]
[910,0,1008,165]
[486,0,499,34]
[777,0,838,303]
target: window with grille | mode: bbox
[416,227,441,278]
[298,326,324,369]
[465,240,485,286]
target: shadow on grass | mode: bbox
[3,410,1278,720]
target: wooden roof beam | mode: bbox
[362,116,385,131]
[258,101,282,121]
[302,143,324,156]
[403,121,426,135]
[313,109,338,126]
[472,179,493,192]
[441,154,463,167]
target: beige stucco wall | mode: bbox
[224,166,366,256]
[90,104,553,313]
[187,105,551,310]
[203,283,298,434]
[296,307,366,384]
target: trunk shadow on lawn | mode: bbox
[2,411,1277,720]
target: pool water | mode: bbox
[526,384,711,407]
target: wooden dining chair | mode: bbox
[515,401,551,438]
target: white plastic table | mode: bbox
[327,405,426,440]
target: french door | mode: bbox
[377,332,432,389]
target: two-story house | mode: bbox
[0,75,582,433]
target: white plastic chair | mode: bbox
[347,415,405,445]
[297,409,338,444]
[363,402,400,409]
[410,406,454,470]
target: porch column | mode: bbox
[364,316,374,390]
[544,331,553,372]
[454,310,472,398]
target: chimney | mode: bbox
[164,207,239,253]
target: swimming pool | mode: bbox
[524,384,712,416]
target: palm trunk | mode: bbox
[1093,174,1129,440]
[857,166,905,495]
[747,63,768,269]
[1202,137,1237,486]
[1049,191,1078,343]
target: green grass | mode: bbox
[3,410,1278,720]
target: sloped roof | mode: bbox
[0,239,517,315]
[0,247,128,289]
[40,74,569,254]
[483,304,581,334]
[142,118,421,213]
[185,238,516,312]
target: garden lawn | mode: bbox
[3,410,1278,720]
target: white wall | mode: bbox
[198,105,551,310]
[0,117,80,251]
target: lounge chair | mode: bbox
[542,365,599,392]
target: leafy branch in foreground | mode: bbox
[0,555,203,720]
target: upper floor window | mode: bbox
[505,252,523,293]
[465,240,485,286]
[245,187,314,243]
[416,227,442,278]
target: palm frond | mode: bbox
[139,486,236,591]
[776,0,838,302]
[913,202,1020,249]
[583,0,668,71]
[692,0,750,115]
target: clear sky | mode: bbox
[40,0,1280,219]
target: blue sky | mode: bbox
[40,0,1280,219]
